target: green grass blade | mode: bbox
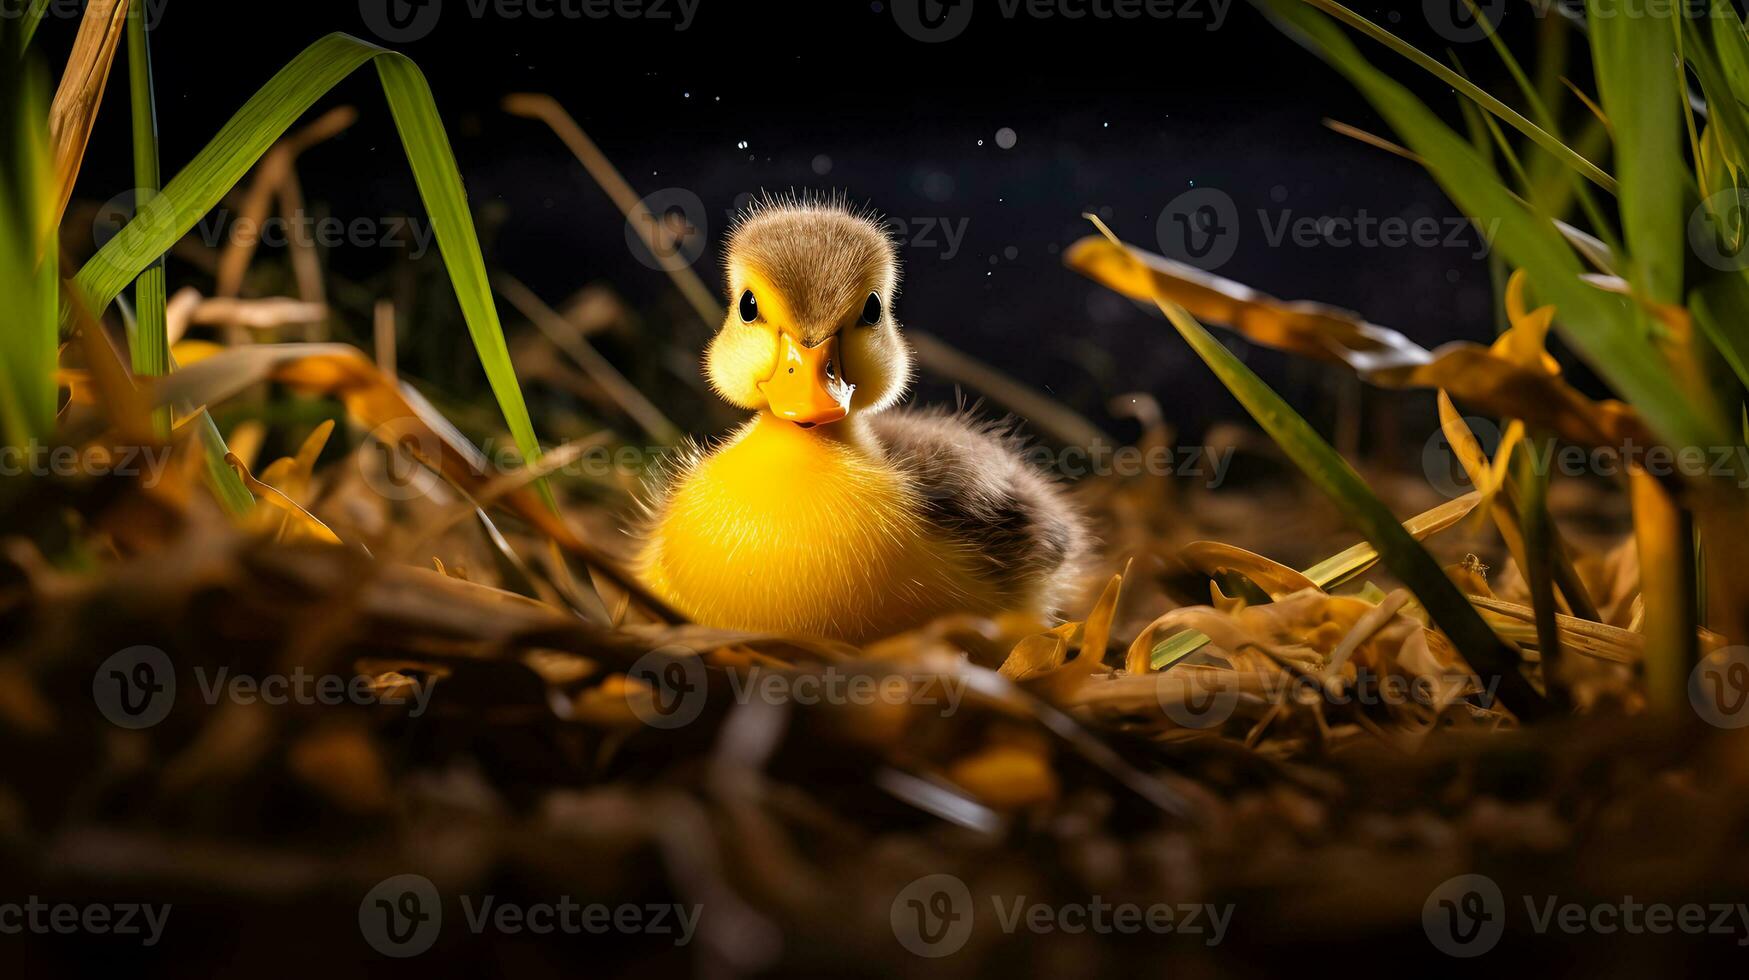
[1700,0,1749,130]
[1682,11,1749,170]
[0,40,57,451]
[1152,493,1485,669]
[1691,277,1749,392]
[1289,0,1615,193]
[1261,0,1731,456]
[1084,218,1548,720]
[20,0,48,50]
[1513,437,1567,709]
[71,33,549,500]
[1466,0,1620,255]
[197,410,255,517]
[125,2,169,436]
[1151,630,1210,673]
[1586,0,1687,305]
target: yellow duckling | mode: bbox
[639,197,1087,642]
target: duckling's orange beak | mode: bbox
[760,333,854,427]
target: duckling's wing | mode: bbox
[869,409,1088,613]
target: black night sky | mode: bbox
[43,0,1556,445]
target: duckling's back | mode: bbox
[868,408,1089,619]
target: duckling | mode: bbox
[638,196,1088,642]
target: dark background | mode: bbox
[44,0,1559,447]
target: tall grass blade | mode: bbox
[1514,439,1567,708]
[71,33,550,504]
[1630,468,1696,712]
[20,0,49,49]
[0,40,57,452]
[1585,0,1687,305]
[1260,0,1731,456]
[125,0,168,436]
[1289,0,1615,192]
[1086,217,1547,719]
[46,0,127,224]
[1697,1,1749,151]
[1691,277,1749,392]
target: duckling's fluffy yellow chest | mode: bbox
[638,415,980,641]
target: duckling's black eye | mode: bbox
[738,289,758,323]
[860,292,883,325]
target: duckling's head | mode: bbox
[706,197,912,427]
